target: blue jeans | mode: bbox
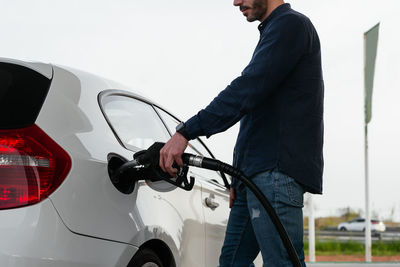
[219,170,306,267]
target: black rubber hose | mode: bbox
[183,154,302,267]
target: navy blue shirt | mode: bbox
[184,4,324,194]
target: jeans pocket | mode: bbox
[285,175,304,208]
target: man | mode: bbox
[160,0,323,266]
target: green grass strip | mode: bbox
[304,240,400,256]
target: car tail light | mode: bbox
[372,221,377,224]
[0,125,71,209]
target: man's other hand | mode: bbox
[229,188,235,208]
[159,133,188,177]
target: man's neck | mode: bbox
[260,0,285,22]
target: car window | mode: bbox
[154,107,179,136]
[154,106,226,186]
[102,96,170,150]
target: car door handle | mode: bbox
[205,196,220,210]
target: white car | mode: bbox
[337,218,386,232]
[0,58,232,267]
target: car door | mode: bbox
[347,219,357,231]
[356,219,366,231]
[154,107,231,266]
[348,218,363,231]
[185,139,231,266]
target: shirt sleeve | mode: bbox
[184,14,309,140]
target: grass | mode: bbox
[373,241,400,256]
[304,240,400,256]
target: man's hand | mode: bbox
[159,132,188,177]
[229,188,235,208]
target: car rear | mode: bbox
[371,219,386,232]
[0,58,135,266]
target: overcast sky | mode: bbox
[2,0,400,220]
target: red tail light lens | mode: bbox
[0,125,71,209]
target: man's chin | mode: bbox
[245,16,257,22]
[243,12,258,22]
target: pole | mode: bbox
[308,194,316,262]
[364,123,372,262]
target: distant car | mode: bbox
[0,58,233,267]
[338,218,386,232]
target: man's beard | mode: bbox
[246,0,268,22]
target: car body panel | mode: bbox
[199,177,230,266]
[133,181,206,267]
[0,199,136,267]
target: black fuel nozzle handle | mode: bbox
[134,142,194,191]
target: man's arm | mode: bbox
[160,15,309,176]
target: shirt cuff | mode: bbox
[184,114,204,141]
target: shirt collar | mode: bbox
[258,3,291,34]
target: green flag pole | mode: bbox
[363,22,379,262]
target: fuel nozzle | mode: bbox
[133,142,194,191]
[131,142,236,191]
